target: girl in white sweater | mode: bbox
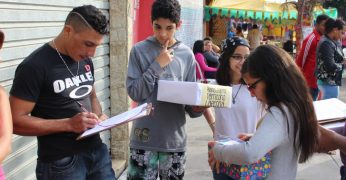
[211,37,263,180]
[209,45,319,180]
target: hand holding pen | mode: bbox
[66,101,100,133]
[77,101,108,121]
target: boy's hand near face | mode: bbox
[156,40,174,68]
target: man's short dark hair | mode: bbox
[65,5,109,35]
[325,18,345,34]
[151,0,181,24]
[316,14,329,25]
[252,24,258,29]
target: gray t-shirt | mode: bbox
[126,36,200,152]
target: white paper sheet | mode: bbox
[157,80,201,105]
[77,103,151,140]
[313,98,346,122]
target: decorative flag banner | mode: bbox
[282,11,288,19]
[290,11,297,19]
[203,6,338,22]
[325,9,338,19]
[211,7,219,15]
[238,10,246,18]
[272,12,279,19]
[255,11,263,20]
[221,8,229,17]
[314,10,323,17]
[264,12,271,19]
[204,6,211,21]
[230,9,238,18]
[247,11,255,19]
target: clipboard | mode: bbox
[77,103,152,140]
[314,98,346,124]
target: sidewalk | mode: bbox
[184,115,342,180]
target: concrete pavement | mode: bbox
[120,115,343,180]
[184,114,342,180]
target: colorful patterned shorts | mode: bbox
[127,148,186,180]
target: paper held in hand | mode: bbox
[77,103,152,140]
[314,98,346,124]
[157,80,232,108]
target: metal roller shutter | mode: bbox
[0,0,111,179]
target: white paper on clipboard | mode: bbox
[314,98,346,124]
[77,103,152,140]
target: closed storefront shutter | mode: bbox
[0,0,111,179]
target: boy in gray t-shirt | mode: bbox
[126,0,203,179]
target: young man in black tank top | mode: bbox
[10,5,115,180]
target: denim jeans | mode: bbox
[318,84,339,100]
[212,170,235,180]
[36,143,116,180]
[310,87,319,101]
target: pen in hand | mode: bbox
[75,101,101,128]
[76,101,88,112]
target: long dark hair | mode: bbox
[193,40,204,54]
[241,45,318,162]
[216,37,249,86]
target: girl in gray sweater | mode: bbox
[208,45,319,180]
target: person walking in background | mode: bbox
[203,39,220,68]
[227,26,235,39]
[9,5,115,179]
[193,40,217,79]
[235,26,244,38]
[246,24,263,50]
[204,36,221,53]
[126,0,203,179]
[211,37,263,180]
[209,45,318,180]
[0,30,13,180]
[296,14,329,100]
[316,18,346,100]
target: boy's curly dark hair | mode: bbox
[151,0,181,24]
[65,5,109,35]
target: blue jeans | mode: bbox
[310,87,319,101]
[36,143,115,180]
[318,84,339,100]
[212,170,235,180]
